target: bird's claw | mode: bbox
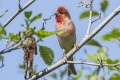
[62,49,67,63]
[74,44,79,51]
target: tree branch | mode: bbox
[67,61,120,67]
[0,33,40,54]
[3,0,36,28]
[87,0,93,34]
[27,6,120,80]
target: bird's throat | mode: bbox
[55,15,64,23]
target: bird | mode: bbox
[55,6,77,75]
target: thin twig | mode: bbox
[92,13,101,23]
[0,60,4,69]
[3,0,36,28]
[0,39,24,54]
[77,1,90,8]
[86,0,93,35]
[18,0,22,9]
[41,14,54,30]
[67,61,120,67]
[27,6,120,80]
[0,38,40,54]
[0,28,38,54]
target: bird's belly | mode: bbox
[57,33,75,53]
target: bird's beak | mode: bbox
[54,12,58,17]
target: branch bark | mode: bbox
[3,0,36,28]
[87,0,93,34]
[67,61,120,67]
[27,6,120,80]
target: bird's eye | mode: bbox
[60,12,64,14]
[60,12,67,14]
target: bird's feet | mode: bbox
[74,44,79,51]
[62,49,67,63]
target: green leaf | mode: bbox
[50,73,57,79]
[86,67,102,80]
[97,48,108,54]
[107,59,120,72]
[24,11,32,19]
[107,59,119,64]
[87,39,102,47]
[19,65,25,69]
[27,27,35,33]
[0,10,8,18]
[98,48,108,60]
[0,55,4,60]
[100,0,108,12]
[86,53,107,63]
[60,67,67,78]
[19,64,37,74]
[39,46,54,65]
[30,14,42,23]
[8,33,19,42]
[110,73,120,80]
[27,41,33,44]
[111,27,120,34]
[86,54,100,63]
[20,24,24,27]
[0,25,6,40]
[35,30,64,39]
[72,71,83,80]
[80,11,99,19]
[101,27,120,41]
[92,67,100,76]
[86,75,103,80]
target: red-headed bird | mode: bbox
[55,6,77,75]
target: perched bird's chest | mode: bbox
[56,22,73,39]
[56,20,74,36]
[56,21,76,52]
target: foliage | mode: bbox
[110,73,120,80]
[50,73,57,79]
[0,55,4,60]
[72,71,83,80]
[100,0,108,12]
[107,59,120,72]
[80,11,99,19]
[8,33,19,42]
[101,27,120,41]
[87,39,102,47]
[0,10,8,18]
[0,25,6,40]
[39,46,54,65]
[86,67,103,80]
[24,11,42,26]
[50,67,67,80]
[35,30,64,39]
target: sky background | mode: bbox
[0,0,120,80]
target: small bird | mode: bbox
[55,6,77,75]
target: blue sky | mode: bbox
[0,0,120,80]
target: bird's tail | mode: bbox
[68,57,77,75]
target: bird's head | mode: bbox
[55,6,70,23]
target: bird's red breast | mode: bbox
[55,15,64,23]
